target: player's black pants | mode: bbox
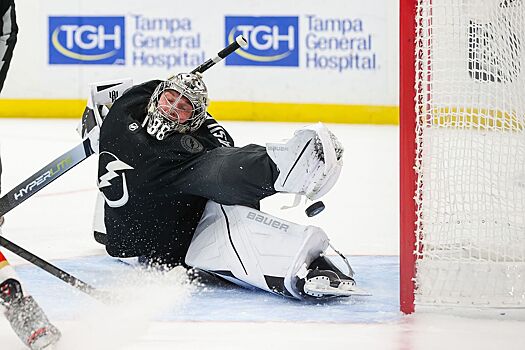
[178,144,279,209]
[0,0,18,93]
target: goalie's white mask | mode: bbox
[144,73,209,140]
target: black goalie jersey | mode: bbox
[98,80,277,265]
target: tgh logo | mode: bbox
[225,16,299,67]
[49,16,125,65]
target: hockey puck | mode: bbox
[305,201,325,217]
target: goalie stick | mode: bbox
[191,35,247,74]
[176,35,247,76]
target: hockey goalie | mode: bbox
[89,72,363,300]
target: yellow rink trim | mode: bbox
[0,99,88,119]
[0,99,399,124]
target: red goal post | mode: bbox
[400,0,417,315]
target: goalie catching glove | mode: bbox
[266,123,343,200]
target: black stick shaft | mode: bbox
[191,35,247,74]
[0,236,108,301]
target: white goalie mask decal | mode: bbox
[98,151,134,208]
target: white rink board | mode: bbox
[2,0,398,105]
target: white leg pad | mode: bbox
[185,201,329,299]
[266,123,343,200]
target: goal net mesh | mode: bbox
[414,0,525,307]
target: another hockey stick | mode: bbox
[0,137,94,217]
[0,236,109,301]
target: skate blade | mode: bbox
[304,277,371,297]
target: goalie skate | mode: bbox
[303,270,371,298]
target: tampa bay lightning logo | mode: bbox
[98,151,134,208]
[181,135,204,153]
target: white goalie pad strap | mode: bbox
[266,123,343,200]
[185,201,329,299]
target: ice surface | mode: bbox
[13,255,399,323]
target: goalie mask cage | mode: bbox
[400,0,525,314]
